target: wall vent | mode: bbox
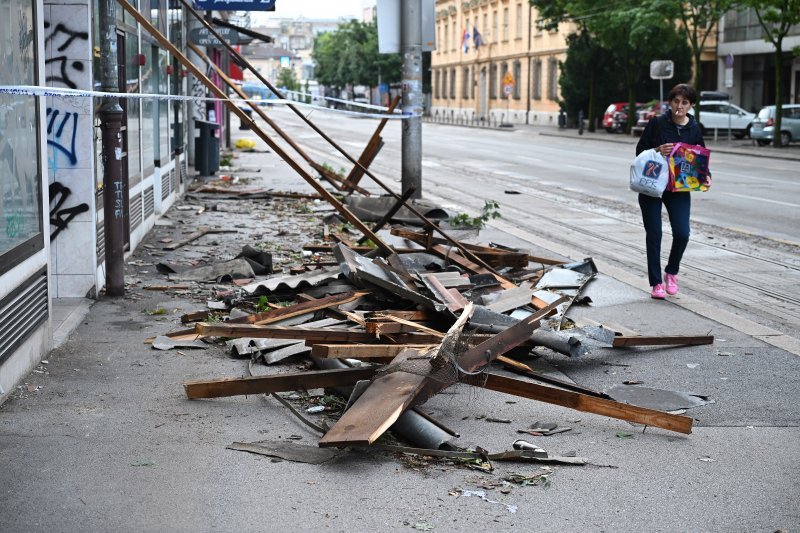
[0,269,48,365]
[130,193,142,230]
[143,186,154,219]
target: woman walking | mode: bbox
[635,83,706,299]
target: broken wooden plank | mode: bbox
[342,94,401,191]
[481,373,693,434]
[612,335,714,347]
[356,186,417,245]
[162,228,236,250]
[183,367,377,399]
[430,244,517,289]
[311,344,437,359]
[144,284,191,291]
[194,322,445,344]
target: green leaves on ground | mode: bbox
[450,200,501,230]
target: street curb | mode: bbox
[538,130,800,161]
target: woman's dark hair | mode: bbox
[667,83,698,104]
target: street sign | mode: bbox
[192,0,275,11]
[724,53,734,88]
[188,27,248,47]
[503,84,513,96]
[649,60,674,80]
[502,71,515,86]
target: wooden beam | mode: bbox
[311,344,437,359]
[612,335,714,347]
[342,95,401,191]
[119,0,394,255]
[430,244,517,289]
[183,367,377,399]
[194,322,445,344]
[481,373,693,434]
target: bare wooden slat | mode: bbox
[612,335,714,347]
[311,344,437,359]
[183,367,377,399]
[195,322,445,344]
[481,373,693,434]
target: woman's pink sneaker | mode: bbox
[651,284,666,299]
[665,273,679,295]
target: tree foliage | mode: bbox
[533,0,691,131]
[741,0,800,146]
[312,20,402,93]
[276,67,298,93]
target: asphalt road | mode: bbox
[276,108,800,340]
[1,108,798,532]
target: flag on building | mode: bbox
[462,28,470,53]
[473,27,484,49]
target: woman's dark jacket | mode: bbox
[636,109,705,155]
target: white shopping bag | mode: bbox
[629,148,669,198]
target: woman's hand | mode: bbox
[659,143,674,157]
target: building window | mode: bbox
[471,65,476,99]
[442,69,448,99]
[492,11,498,42]
[434,69,440,99]
[462,67,470,99]
[489,63,498,99]
[532,58,542,100]
[453,23,457,51]
[500,61,508,99]
[516,4,523,38]
[513,60,521,99]
[547,57,558,100]
[0,0,43,272]
[445,23,449,51]
[483,14,488,39]
[503,8,509,41]
[450,68,457,98]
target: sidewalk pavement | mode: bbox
[1,129,798,531]
[537,126,800,161]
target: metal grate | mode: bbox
[162,169,172,200]
[130,192,142,230]
[0,269,48,365]
[143,186,154,219]
[178,157,186,191]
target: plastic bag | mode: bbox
[668,143,711,192]
[630,148,669,197]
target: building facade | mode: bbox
[716,8,800,111]
[1,0,193,402]
[430,0,575,126]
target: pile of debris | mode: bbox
[148,211,712,466]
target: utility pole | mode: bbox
[97,0,125,296]
[401,0,423,199]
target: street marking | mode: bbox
[564,164,599,172]
[422,160,441,168]
[516,155,543,163]
[721,192,800,208]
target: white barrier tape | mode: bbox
[282,89,399,113]
[0,85,415,120]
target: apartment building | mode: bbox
[716,8,800,111]
[430,0,575,126]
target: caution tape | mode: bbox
[0,85,414,120]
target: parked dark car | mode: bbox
[603,102,642,133]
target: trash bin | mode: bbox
[194,120,220,176]
[238,107,253,130]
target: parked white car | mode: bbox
[690,100,755,138]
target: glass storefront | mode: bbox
[0,0,43,274]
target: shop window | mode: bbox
[462,67,470,99]
[450,68,456,99]
[0,0,43,273]
[513,60,521,99]
[489,64,497,99]
[547,57,558,100]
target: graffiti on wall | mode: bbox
[44,21,89,89]
[46,107,79,168]
[49,181,88,241]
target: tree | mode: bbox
[312,20,402,96]
[742,0,800,146]
[276,67,298,94]
[532,0,691,132]
[647,0,735,124]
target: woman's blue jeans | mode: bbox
[638,191,691,287]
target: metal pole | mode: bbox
[401,0,423,200]
[97,0,125,296]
